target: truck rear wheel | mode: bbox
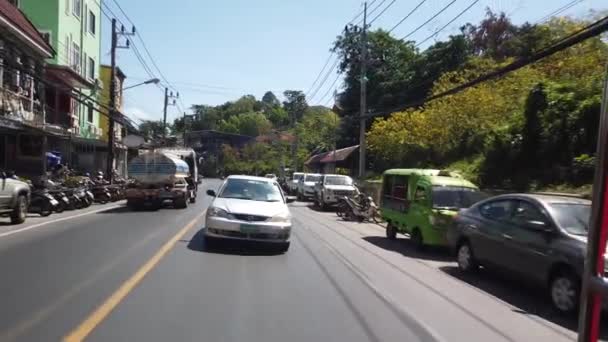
[175,195,188,209]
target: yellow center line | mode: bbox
[63,210,206,342]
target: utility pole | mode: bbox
[183,111,187,146]
[358,2,368,178]
[106,19,117,182]
[106,19,134,182]
[162,88,179,144]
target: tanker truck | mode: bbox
[126,148,198,210]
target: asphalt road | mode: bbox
[0,179,603,341]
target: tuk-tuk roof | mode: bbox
[383,169,441,176]
[427,176,478,189]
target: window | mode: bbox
[511,201,549,227]
[87,104,94,123]
[71,43,80,72]
[87,57,95,80]
[88,10,96,35]
[480,200,515,221]
[549,203,590,236]
[392,175,408,199]
[19,135,43,157]
[219,179,283,202]
[415,186,427,201]
[73,0,81,18]
[433,186,487,210]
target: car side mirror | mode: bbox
[206,189,216,197]
[286,196,297,204]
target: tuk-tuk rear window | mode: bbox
[432,186,486,210]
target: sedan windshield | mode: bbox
[432,186,487,210]
[549,203,590,235]
[305,175,321,182]
[325,176,353,186]
[219,179,283,202]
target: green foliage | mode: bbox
[283,90,308,122]
[295,107,340,151]
[218,112,272,137]
[364,12,607,190]
[139,120,167,139]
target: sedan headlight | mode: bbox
[269,213,291,223]
[207,207,232,219]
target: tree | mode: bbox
[461,9,518,60]
[283,90,308,123]
[219,112,272,137]
[139,120,166,139]
[262,91,280,107]
[296,107,341,151]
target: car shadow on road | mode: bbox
[185,229,286,256]
[439,265,608,338]
[362,236,454,262]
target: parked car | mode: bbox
[205,175,296,252]
[381,169,486,249]
[297,173,322,201]
[446,193,606,315]
[314,174,358,209]
[0,172,30,224]
[288,172,304,195]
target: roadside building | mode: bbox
[305,145,359,175]
[0,0,61,176]
[19,0,104,172]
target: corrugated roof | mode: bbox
[319,145,359,163]
[0,1,54,57]
[305,151,330,166]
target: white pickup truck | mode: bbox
[314,174,358,209]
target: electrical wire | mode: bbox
[538,0,584,23]
[369,0,399,25]
[415,0,480,47]
[305,53,335,97]
[317,73,341,104]
[349,0,378,24]
[387,0,427,34]
[402,0,456,40]
[308,59,340,101]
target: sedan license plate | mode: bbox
[240,224,259,234]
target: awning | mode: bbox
[46,65,95,89]
[319,145,359,164]
[305,151,331,166]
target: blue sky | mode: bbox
[100,0,605,124]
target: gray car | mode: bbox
[446,193,606,315]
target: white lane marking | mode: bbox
[0,204,122,239]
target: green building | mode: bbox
[19,0,104,171]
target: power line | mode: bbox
[369,0,399,25]
[308,58,340,101]
[305,53,335,97]
[366,0,388,20]
[538,0,584,23]
[349,0,378,24]
[402,0,456,40]
[416,0,480,47]
[317,74,342,104]
[363,15,608,119]
[387,0,427,34]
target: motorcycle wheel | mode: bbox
[40,202,52,217]
[54,202,65,213]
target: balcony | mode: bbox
[0,85,44,127]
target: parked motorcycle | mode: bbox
[343,194,381,223]
[28,189,58,217]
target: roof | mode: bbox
[46,64,95,89]
[319,145,359,163]
[305,151,330,166]
[384,169,441,176]
[227,175,275,183]
[101,64,126,80]
[428,176,477,188]
[491,193,591,205]
[0,1,53,58]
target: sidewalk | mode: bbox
[0,201,125,238]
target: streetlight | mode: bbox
[122,78,160,91]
